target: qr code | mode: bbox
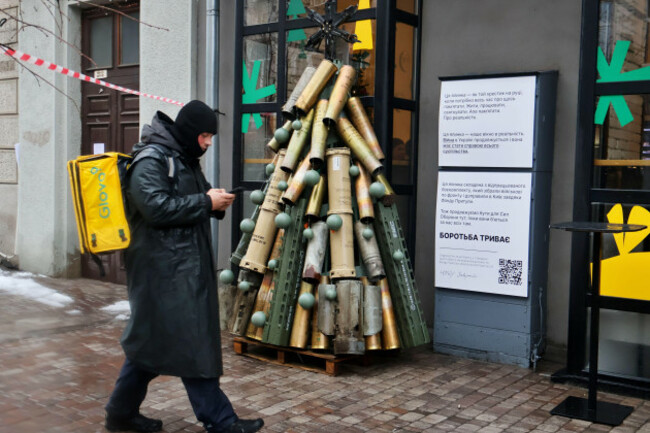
[498,258,523,285]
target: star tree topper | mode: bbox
[305,0,360,60]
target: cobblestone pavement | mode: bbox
[1,271,650,433]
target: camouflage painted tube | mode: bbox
[282,157,311,206]
[266,120,293,153]
[294,59,338,116]
[379,278,400,350]
[329,213,356,280]
[326,147,352,214]
[355,162,374,222]
[347,96,385,161]
[336,116,383,176]
[354,220,386,283]
[333,279,365,355]
[289,280,315,349]
[302,221,329,283]
[305,175,326,222]
[282,66,316,119]
[323,65,357,127]
[309,99,329,168]
[280,108,315,173]
[311,275,330,350]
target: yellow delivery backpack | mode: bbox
[67,152,132,266]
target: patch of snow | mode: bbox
[114,314,130,321]
[101,300,131,314]
[66,309,82,315]
[0,269,73,307]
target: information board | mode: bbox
[438,76,537,168]
[434,171,532,297]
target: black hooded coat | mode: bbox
[121,111,224,378]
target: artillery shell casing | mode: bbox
[280,108,315,173]
[228,268,262,335]
[365,334,382,351]
[305,175,326,221]
[333,279,365,355]
[260,149,289,214]
[329,213,356,280]
[267,120,293,153]
[302,221,329,283]
[326,147,352,215]
[245,230,284,340]
[374,172,396,205]
[294,59,338,116]
[283,66,317,119]
[240,208,279,274]
[379,278,401,350]
[336,116,383,176]
[323,65,357,127]
[347,97,385,161]
[231,203,261,266]
[354,220,386,283]
[318,283,336,336]
[282,157,311,206]
[310,99,329,168]
[311,275,330,349]
[355,162,374,222]
[289,281,315,349]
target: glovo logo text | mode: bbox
[90,166,110,219]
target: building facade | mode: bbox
[4,0,650,392]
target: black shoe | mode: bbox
[105,413,163,432]
[222,418,264,433]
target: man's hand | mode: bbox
[206,189,235,211]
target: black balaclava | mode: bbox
[170,100,217,159]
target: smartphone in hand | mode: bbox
[228,186,247,195]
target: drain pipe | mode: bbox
[206,0,221,265]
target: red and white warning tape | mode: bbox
[1,45,184,106]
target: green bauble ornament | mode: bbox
[298,293,315,309]
[278,180,288,191]
[292,119,302,130]
[393,250,405,261]
[240,218,255,233]
[362,228,374,240]
[304,169,320,186]
[303,227,314,240]
[275,212,292,228]
[219,269,235,284]
[274,127,290,143]
[250,189,265,205]
[369,182,386,198]
[265,163,275,176]
[268,259,278,270]
[238,281,251,291]
[349,165,360,177]
[251,311,266,327]
[326,214,343,231]
[325,286,337,301]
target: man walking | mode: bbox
[105,100,263,433]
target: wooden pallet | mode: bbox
[232,336,368,376]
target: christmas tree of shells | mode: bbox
[221,59,430,355]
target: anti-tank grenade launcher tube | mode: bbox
[302,221,329,283]
[355,162,374,222]
[346,96,385,161]
[280,108,315,173]
[240,150,289,274]
[294,59,338,117]
[354,220,386,283]
[309,99,329,169]
[336,115,383,176]
[323,65,357,127]
[266,120,293,153]
[282,66,316,119]
[305,175,326,222]
[282,156,311,206]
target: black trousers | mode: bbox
[105,358,238,432]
